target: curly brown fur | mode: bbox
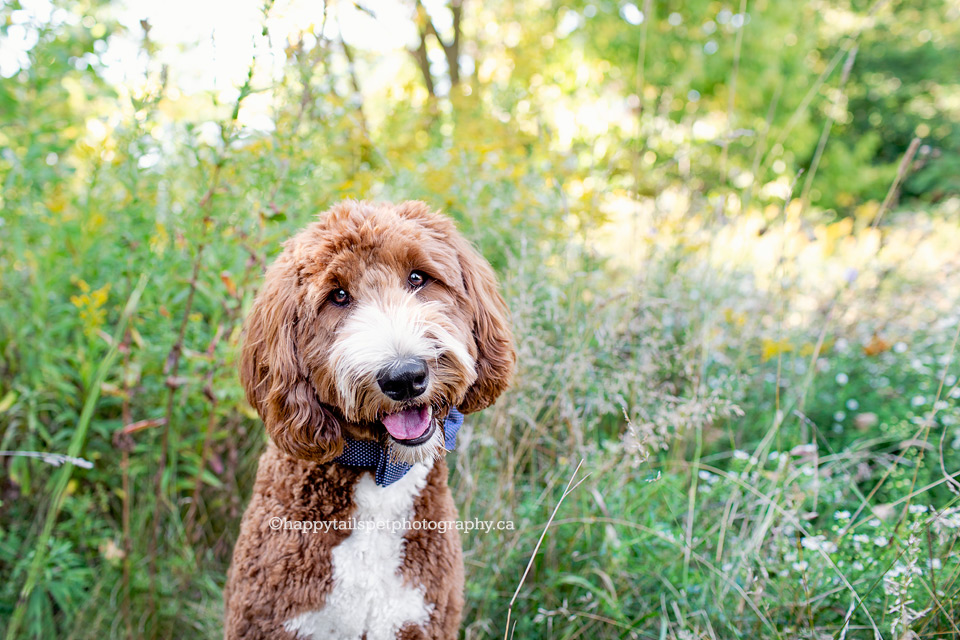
[226,200,515,640]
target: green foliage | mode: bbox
[1,0,959,638]
[555,0,960,212]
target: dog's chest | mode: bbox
[284,461,434,640]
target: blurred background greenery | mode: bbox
[1,0,960,637]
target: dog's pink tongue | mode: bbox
[381,406,431,440]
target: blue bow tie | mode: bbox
[333,407,464,487]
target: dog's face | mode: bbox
[240,200,516,463]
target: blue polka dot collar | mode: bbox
[333,407,464,487]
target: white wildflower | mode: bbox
[698,470,718,485]
[801,535,838,553]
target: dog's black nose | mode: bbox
[377,358,429,401]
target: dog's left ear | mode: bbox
[454,237,517,413]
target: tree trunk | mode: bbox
[409,0,464,94]
[410,17,436,97]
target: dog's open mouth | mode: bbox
[381,405,435,445]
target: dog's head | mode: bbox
[240,200,515,464]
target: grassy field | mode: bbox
[2,0,960,638]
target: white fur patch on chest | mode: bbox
[284,461,434,640]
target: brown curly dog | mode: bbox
[224,200,515,639]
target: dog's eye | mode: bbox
[408,271,428,290]
[329,288,351,306]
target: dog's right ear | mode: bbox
[239,256,344,462]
